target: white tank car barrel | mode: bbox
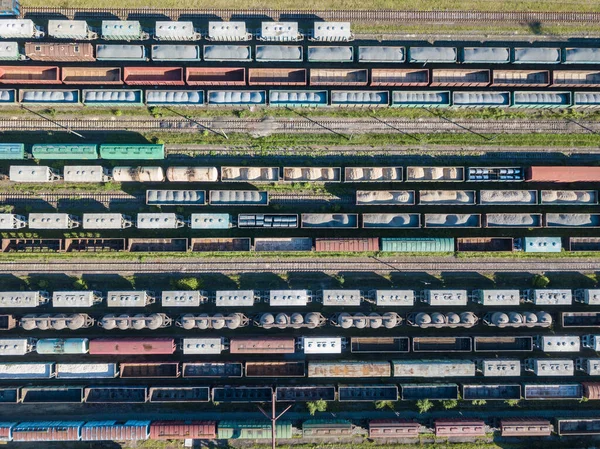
[255,312,326,329]
[176,313,249,330]
[99,313,171,330]
[36,338,89,354]
[82,213,133,230]
[407,312,478,328]
[20,314,94,330]
[484,311,552,328]
[9,166,60,182]
[64,166,111,183]
[330,312,401,329]
[112,166,164,182]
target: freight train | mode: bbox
[0,417,583,441]
[0,287,594,308]
[0,86,596,108]
[4,211,600,230]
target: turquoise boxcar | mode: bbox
[0,143,24,160]
[32,144,98,160]
[217,421,292,439]
[99,144,165,160]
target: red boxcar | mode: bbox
[527,166,600,183]
[149,421,216,440]
[123,67,185,86]
[500,419,553,437]
[369,420,420,438]
[434,419,486,437]
[186,67,245,85]
[0,66,60,84]
[89,338,176,355]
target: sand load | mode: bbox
[363,213,421,228]
[425,214,480,228]
[546,213,600,227]
[541,190,597,205]
[407,166,463,181]
[480,190,537,205]
[356,191,414,205]
[486,214,541,228]
[420,190,475,205]
[283,167,340,182]
[344,167,402,182]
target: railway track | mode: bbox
[20,7,600,23]
[2,257,599,274]
[0,117,594,134]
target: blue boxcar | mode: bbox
[0,143,24,160]
[0,0,19,15]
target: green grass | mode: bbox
[140,131,600,149]
[20,0,600,13]
[8,105,600,122]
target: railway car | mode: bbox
[0,214,27,230]
[255,45,303,62]
[83,90,143,107]
[151,44,201,61]
[99,144,164,160]
[0,42,22,61]
[0,19,43,39]
[146,90,203,106]
[25,43,95,62]
[48,20,97,40]
[31,144,97,160]
[19,89,80,105]
[302,420,352,437]
[101,20,147,41]
[154,21,200,41]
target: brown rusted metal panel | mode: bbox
[369,420,420,438]
[552,70,600,87]
[310,68,368,86]
[64,238,126,252]
[0,66,60,84]
[246,361,306,377]
[89,338,176,355]
[248,68,306,85]
[25,43,95,61]
[186,67,245,85]
[150,421,217,440]
[190,237,250,252]
[315,237,379,252]
[61,67,122,85]
[127,238,188,252]
[492,69,549,87]
[119,362,180,378]
[230,337,295,354]
[0,315,16,330]
[431,69,490,87]
[370,68,429,87]
[12,425,81,441]
[500,419,553,436]
[435,420,485,437]
[456,237,513,252]
[123,67,185,86]
[583,382,600,399]
[527,166,600,183]
[308,361,391,378]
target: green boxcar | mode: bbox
[217,420,292,440]
[99,144,165,160]
[0,143,25,160]
[32,144,98,160]
[381,237,455,252]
